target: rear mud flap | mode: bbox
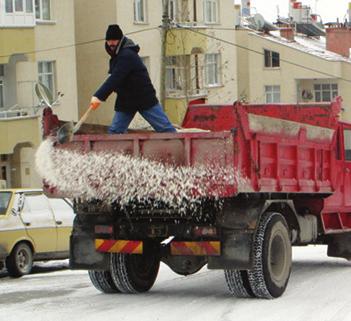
[70,235,110,270]
[327,233,351,260]
[208,230,253,270]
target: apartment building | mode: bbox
[0,0,78,188]
[235,1,351,121]
[74,0,238,125]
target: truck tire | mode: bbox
[248,212,292,299]
[6,243,33,277]
[224,269,254,298]
[88,270,120,293]
[110,253,160,293]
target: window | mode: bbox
[169,0,177,21]
[204,0,218,23]
[134,0,146,23]
[265,85,281,103]
[26,0,33,13]
[0,192,12,215]
[344,129,351,161]
[35,0,51,20]
[5,0,33,13]
[0,80,4,108]
[0,65,4,108]
[15,0,23,11]
[264,49,280,68]
[314,83,338,102]
[205,53,221,86]
[166,56,185,92]
[5,0,13,12]
[38,61,55,95]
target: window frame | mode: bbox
[5,0,33,14]
[0,65,4,108]
[203,0,219,24]
[314,83,338,102]
[264,49,280,68]
[38,61,56,97]
[265,85,281,103]
[204,53,221,87]
[344,128,351,161]
[5,0,14,13]
[0,192,12,216]
[35,0,51,21]
[165,56,185,93]
[169,0,177,22]
[133,0,147,23]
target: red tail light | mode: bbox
[95,225,113,234]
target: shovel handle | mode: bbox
[73,104,95,133]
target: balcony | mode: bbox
[0,0,36,27]
[297,79,339,104]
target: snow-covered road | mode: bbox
[0,245,350,321]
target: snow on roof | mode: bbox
[251,29,351,63]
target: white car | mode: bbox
[0,189,75,277]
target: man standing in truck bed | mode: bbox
[90,24,176,134]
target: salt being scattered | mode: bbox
[35,139,250,212]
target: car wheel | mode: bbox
[6,243,33,277]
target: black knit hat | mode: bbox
[105,24,123,40]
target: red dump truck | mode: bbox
[42,97,351,299]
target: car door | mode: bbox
[0,191,24,256]
[47,198,74,252]
[20,192,57,253]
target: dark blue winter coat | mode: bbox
[94,37,158,113]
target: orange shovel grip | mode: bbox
[90,102,100,110]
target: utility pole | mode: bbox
[160,0,171,108]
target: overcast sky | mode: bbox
[236,0,351,23]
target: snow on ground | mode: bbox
[0,245,351,321]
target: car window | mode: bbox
[0,192,12,215]
[48,198,72,212]
[23,194,54,220]
[47,198,75,224]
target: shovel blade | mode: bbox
[57,122,74,144]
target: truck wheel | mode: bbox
[6,243,33,277]
[88,270,120,293]
[248,212,292,299]
[224,269,254,298]
[110,253,160,293]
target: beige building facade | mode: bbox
[235,27,351,121]
[0,0,79,188]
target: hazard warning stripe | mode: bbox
[171,241,220,256]
[95,239,143,254]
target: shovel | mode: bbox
[57,103,97,144]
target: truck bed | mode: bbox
[42,101,339,203]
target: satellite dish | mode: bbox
[35,82,54,107]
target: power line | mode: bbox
[177,25,351,84]
[2,22,351,85]
[0,26,160,59]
